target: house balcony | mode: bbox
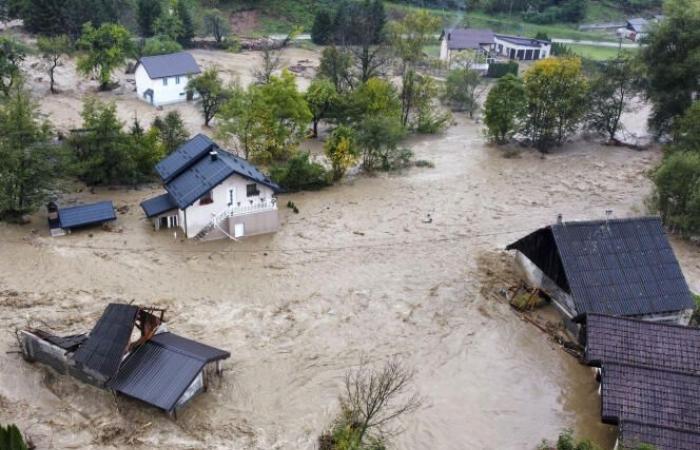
[227,198,278,217]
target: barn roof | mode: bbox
[443,28,494,49]
[138,52,201,80]
[57,201,116,229]
[72,304,139,380]
[108,332,230,412]
[619,421,700,450]
[155,133,216,183]
[582,314,700,374]
[140,193,177,218]
[601,363,700,432]
[506,217,694,318]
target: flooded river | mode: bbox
[1,111,698,449]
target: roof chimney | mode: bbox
[556,213,563,225]
[210,149,218,161]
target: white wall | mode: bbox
[440,37,449,61]
[493,37,551,60]
[135,65,198,107]
[178,173,276,238]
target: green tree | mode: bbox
[324,125,358,180]
[484,74,527,144]
[342,0,388,83]
[137,0,162,37]
[37,34,72,94]
[640,0,700,134]
[174,0,194,47]
[318,45,354,92]
[152,110,189,153]
[0,83,61,220]
[187,68,229,127]
[203,8,230,44]
[413,74,450,134]
[522,57,588,151]
[671,102,700,154]
[0,424,29,450]
[140,36,182,56]
[76,22,133,91]
[441,67,482,117]
[0,36,25,96]
[154,9,184,42]
[356,114,406,171]
[351,77,401,123]
[305,78,339,138]
[270,152,330,192]
[18,0,67,36]
[311,9,333,45]
[130,117,164,178]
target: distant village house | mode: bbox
[140,134,281,241]
[135,52,201,107]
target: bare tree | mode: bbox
[252,46,281,84]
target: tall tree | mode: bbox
[640,0,700,134]
[137,0,162,37]
[317,46,354,92]
[0,36,25,96]
[483,74,527,144]
[187,68,229,127]
[152,110,189,153]
[344,0,388,83]
[76,22,133,91]
[324,125,358,180]
[305,78,339,138]
[203,8,230,44]
[175,0,194,47]
[311,9,333,45]
[251,46,282,85]
[37,34,72,94]
[441,67,482,117]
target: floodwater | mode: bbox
[2,101,697,449]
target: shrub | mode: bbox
[487,62,518,78]
[270,153,330,192]
[0,424,29,450]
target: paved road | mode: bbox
[546,38,639,48]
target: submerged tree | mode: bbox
[441,67,482,117]
[317,46,354,92]
[0,36,25,96]
[76,22,133,91]
[252,46,282,85]
[187,68,229,127]
[37,34,72,94]
[305,78,339,138]
[152,110,189,153]
[483,74,527,144]
[203,8,231,45]
[324,125,358,180]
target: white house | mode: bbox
[135,52,201,107]
[140,134,281,241]
[617,18,650,42]
[493,34,551,61]
[439,28,495,70]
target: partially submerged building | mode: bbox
[439,28,551,68]
[140,134,281,241]
[18,304,229,416]
[506,217,695,330]
[135,52,201,106]
[47,200,116,237]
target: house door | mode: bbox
[234,223,245,238]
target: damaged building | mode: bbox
[18,303,230,416]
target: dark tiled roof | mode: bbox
[507,217,694,317]
[444,28,494,50]
[140,193,177,218]
[58,201,116,229]
[601,363,700,432]
[619,421,700,450]
[583,314,700,374]
[495,34,548,47]
[138,52,201,79]
[73,304,139,380]
[155,134,216,183]
[108,332,229,412]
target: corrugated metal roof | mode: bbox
[619,421,700,450]
[507,217,694,317]
[444,28,494,50]
[138,52,201,80]
[73,304,138,380]
[583,314,700,374]
[58,201,116,229]
[140,193,177,218]
[108,332,229,412]
[155,134,216,183]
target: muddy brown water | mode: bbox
[2,87,700,447]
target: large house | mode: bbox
[135,52,201,106]
[140,134,281,241]
[439,28,551,68]
[506,217,695,332]
[493,34,551,61]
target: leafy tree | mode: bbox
[585,54,640,143]
[174,0,194,47]
[0,36,25,96]
[0,83,61,220]
[187,68,229,127]
[324,125,358,180]
[351,77,401,124]
[338,0,388,83]
[640,0,700,134]
[318,45,354,92]
[16,0,67,36]
[154,9,184,42]
[522,57,588,151]
[130,117,165,178]
[671,102,700,154]
[152,110,188,153]
[76,22,133,91]
[441,67,482,117]
[0,424,29,450]
[412,74,450,134]
[252,46,282,85]
[305,78,339,137]
[140,36,182,56]
[137,0,162,37]
[270,152,330,192]
[356,114,406,171]
[484,74,526,144]
[37,34,72,94]
[311,9,333,45]
[203,8,231,44]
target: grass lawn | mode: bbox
[567,43,638,60]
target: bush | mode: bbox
[653,151,700,236]
[0,424,30,450]
[270,152,331,192]
[487,62,518,78]
[141,36,182,56]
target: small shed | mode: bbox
[48,201,116,236]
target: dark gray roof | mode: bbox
[627,18,649,32]
[583,314,700,374]
[32,330,87,352]
[495,34,548,47]
[73,304,139,380]
[58,201,116,229]
[108,332,229,412]
[507,217,694,317]
[601,363,700,432]
[138,52,201,80]
[155,134,216,183]
[140,193,177,218]
[443,28,494,50]
[619,421,700,450]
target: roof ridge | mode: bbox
[603,361,700,378]
[586,313,700,332]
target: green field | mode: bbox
[567,43,638,60]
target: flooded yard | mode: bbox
[2,105,697,449]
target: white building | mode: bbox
[140,134,281,241]
[439,28,495,71]
[135,52,201,107]
[493,35,551,61]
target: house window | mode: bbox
[176,76,181,84]
[246,183,260,197]
[163,77,168,86]
[199,191,213,205]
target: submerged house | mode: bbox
[135,52,201,106]
[47,200,117,237]
[140,134,281,241]
[18,304,229,416]
[579,314,700,450]
[506,217,695,330]
[439,28,494,69]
